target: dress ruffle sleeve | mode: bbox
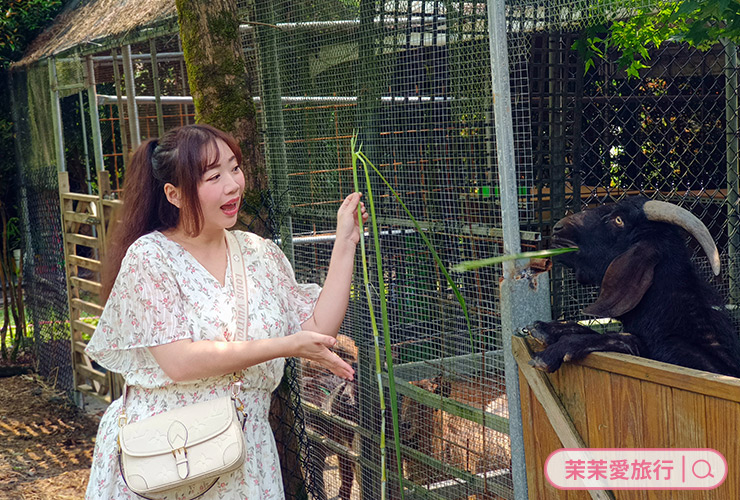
[262,238,322,333]
[85,237,194,375]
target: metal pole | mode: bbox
[149,39,165,137]
[48,57,66,173]
[86,55,105,174]
[487,1,550,499]
[78,91,92,194]
[257,1,294,261]
[725,40,740,304]
[111,48,130,170]
[121,45,141,149]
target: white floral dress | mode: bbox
[85,230,321,500]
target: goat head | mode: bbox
[524,196,740,377]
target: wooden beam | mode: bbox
[71,298,104,317]
[68,255,101,272]
[574,351,740,403]
[70,276,102,296]
[65,233,101,248]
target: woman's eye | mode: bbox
[207,174,219,182]
[232,165,240,172]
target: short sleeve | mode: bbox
[85,237,194,375]
[263,238,322,332]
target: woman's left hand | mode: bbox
[336,192,368,245]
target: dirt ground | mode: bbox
[0,372,99,500]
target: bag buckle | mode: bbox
[172,446,190,479]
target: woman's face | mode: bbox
[197,138,245,231]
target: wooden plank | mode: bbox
[73,340,90,354]
[61,192,98,203]
[67,254,101,272]
[75,363,107,383]
[640,380,674,500]
[63,211,101,225]
[611,374,645,450]
[71,298,104,317]
[705,398,739,500]
[671,390,706,449]
[582,367,614,449]
[512,337,589,449]
[65,233,101,248]
[518,368,543,498]
[530,382,571,500]
[553,362,589,440]
[575,352,740,403]
[671,390,708,500]
[72,320,96,337]
[70,276,102,295]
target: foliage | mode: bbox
[0,0,64,68]
[575,0,740,78]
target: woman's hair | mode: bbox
[101,124,242,300]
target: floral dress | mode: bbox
[84,230,321,500]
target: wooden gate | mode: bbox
[59,170,123,403]
[513,336,739,500]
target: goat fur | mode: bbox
[526,196,740,377]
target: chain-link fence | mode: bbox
[11,0,740,498]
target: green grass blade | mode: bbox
[451,247,578,272]
[358,152,405,500]
[356,150,475,352]
[351,133,389,500]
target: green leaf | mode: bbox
[452,248,578,273]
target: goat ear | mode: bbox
[583,241,660,318]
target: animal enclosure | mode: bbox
[9,0,740,499]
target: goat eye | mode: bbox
[614,216,624,227]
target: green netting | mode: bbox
[11,62,73,392]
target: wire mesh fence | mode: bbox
[11,0,740,499]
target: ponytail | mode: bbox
[101,139,163,300]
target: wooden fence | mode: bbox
[59,170,124,403]
[514,336,740,500]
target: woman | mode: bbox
[85,124,366,499]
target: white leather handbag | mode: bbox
[118,394,246,498]
[117,231,249,499]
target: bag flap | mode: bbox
[120,397,237,457]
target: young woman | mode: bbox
[85,124,366,499]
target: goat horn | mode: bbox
[643,200,720,276]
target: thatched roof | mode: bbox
[14,0,176,67]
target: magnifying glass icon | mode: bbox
[692,459,714,479]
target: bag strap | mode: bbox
[225,230,249,336]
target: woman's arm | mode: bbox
[302,192,366,336]
[149,330,355,382]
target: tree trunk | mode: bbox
[175,3,307,498]
[176,0,269,236]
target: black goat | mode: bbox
[524,196,740,377]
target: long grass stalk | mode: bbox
[350,134,389,500]
[452,247,578,273]
[356,150,406,500]
[354,149,475,351]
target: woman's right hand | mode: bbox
[289,331,355,380]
